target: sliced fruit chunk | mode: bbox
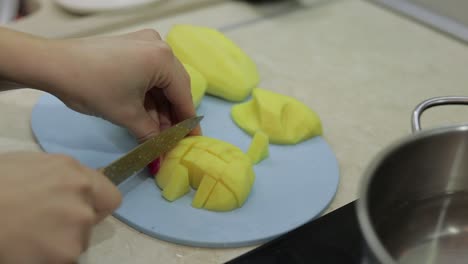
[247,131,269,164]
[165,143,193,160]
[192,150,227,180]
[204,183,238,211]
[162,166,189,201]
[192,175,216,208]
[221,161,255,206]
[156,159,181,189]
[181,147,207,189]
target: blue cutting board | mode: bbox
[31,93,340,248]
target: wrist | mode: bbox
[0,28,62,93]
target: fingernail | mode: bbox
[148,158,161,176]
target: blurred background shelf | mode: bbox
[369,0,468,44]
[3,0,227,38]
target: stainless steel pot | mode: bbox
[357,96,468,264]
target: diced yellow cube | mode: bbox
[192,175,216,208]
[162,166,189,201]
[192,150,227,179]
[220,161,254,206]
[181,147,206,189]
[156,159,180,189]
[165,143,192,159]
[204,183,238,211]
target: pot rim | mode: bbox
[356,124,468,263]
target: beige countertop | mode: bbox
[1,0,468,263]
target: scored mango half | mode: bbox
[156,136,255,212]
[166,24,259,102]
[183,63,207,108]
[231,88,323,144]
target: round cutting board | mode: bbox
[31,93,340,248]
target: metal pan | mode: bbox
[357,96,468,264]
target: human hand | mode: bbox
[46,29,201,142]
[0,152,121,263]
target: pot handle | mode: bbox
[412,96,468,132]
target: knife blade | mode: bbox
[101,116,203,185]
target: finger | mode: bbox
[118,28,162,41]
[125,105,161,142]
[151,89,172,131]
[143,92,168,168]
[54,189,95,256]
[144,93,160,129]
[88,169,122,223]
[162,58,202,136]
[77,207,94,251]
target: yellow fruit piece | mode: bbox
[220,161,255,207]
[231,88,323,144]
[181,147,206,189]
[255,90,284,137]
[197,140,238,163]
[192,150,227,180]
[247,131,269,164]
[247,167,255,187]
[162,167,190,201]
[166,24,259,101]
[165,143,193,159]
[192,175,216,208]
[155,136,255,211]
[204,183,238,211]
[183,63,207,108]
[156,159,181,189]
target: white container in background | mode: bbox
[54,0,162,14]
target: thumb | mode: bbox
[127,106,160,142]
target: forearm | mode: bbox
[0,27,59,92]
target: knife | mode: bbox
[100,116,203,185]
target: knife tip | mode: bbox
[183,115,204,131]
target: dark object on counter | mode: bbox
[226,201,364,264]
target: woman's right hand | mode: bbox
[0,152,121,263]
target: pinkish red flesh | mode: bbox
[148,158,161,176]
